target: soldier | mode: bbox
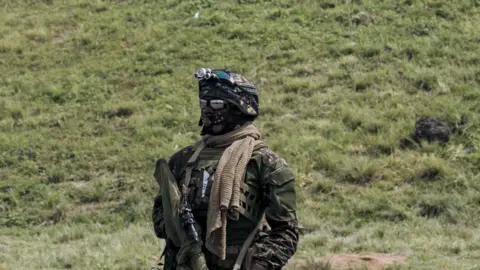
[152,68,299,270]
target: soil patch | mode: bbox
[288,253,406,270]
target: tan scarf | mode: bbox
[203,123,264,260]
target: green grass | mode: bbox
[1,0,480,269]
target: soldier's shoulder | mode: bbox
[254,146,294,185]
[154,144,197,180]
[254,146,289,169]
[169,145,196,163]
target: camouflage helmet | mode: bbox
[193,68,259,118]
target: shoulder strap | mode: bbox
[180,140,206,188]
[233,211,266,270]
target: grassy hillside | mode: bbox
[1,0,480,269]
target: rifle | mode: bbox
[155,159,208,270]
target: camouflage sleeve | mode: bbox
[251,149,299,270]
[152,146,194,239]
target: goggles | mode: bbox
[199,99,226,110]
[193,68,236,86]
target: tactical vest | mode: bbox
[181,142,266,269]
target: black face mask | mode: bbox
[199,99,252,135]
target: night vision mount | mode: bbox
[193,68,214,80]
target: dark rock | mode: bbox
[414,116,451,143]
[401,115,467,149]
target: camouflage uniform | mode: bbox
[153,144,298,270]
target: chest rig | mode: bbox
[181,141,265,227]
[180,140,268,269]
